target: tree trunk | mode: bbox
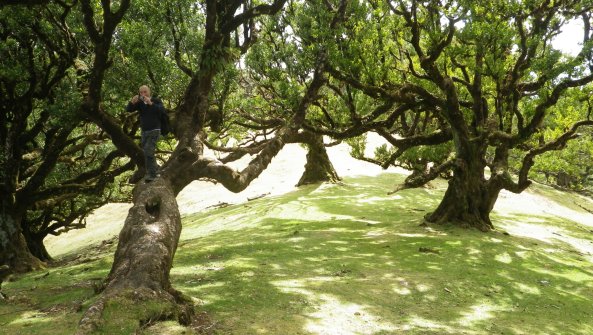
[0,209,45,273]
[77,178,192,334]
[297,134,341,186]
[424,157,497,232]
[556,171,573,188]
[22,230,52,262]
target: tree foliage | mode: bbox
[0,1,134,269]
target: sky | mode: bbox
[552,19,585,56]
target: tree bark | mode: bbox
[77,178,192,334]
[424,155,497,232]
[22,229,52,262]
[297,134,340,186]
[106,179,181,293]
[556,171,573,188]
[0,209,45,273]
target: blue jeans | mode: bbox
[141,129,160,180]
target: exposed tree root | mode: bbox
[425,210,494,232]
[77,288,196,335]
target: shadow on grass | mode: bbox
[0,247,114,334]
[2,173,592,334]
[172,173,593,335]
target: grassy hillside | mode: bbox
[2,173,593,334]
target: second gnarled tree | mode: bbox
[303,0,593,231]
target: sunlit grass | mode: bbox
[1,173,592,334]
[167,173,593,334]
[44,203,131,258]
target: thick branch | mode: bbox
[0,0,50,7]
[502,120,593,193]
[518,74,593,140]
[221,0,286,35]
[389,158,456,194]
[83,106,145,167]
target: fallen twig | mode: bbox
[247,193,270,201]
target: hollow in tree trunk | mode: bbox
[297,134,341,186]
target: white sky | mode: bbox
[552,19,585,56]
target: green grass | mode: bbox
[0,255,110,334]
[2,173,592,334]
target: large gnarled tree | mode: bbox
[303,0,593,231]
[74,0,338,332]
[0,1,133,272]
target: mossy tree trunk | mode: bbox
[0,206,45,273]
[424,153,498,232]
[297,133,340,186]
[22,229,52,262]
[105,181,181,295]
[77,178,193,334]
